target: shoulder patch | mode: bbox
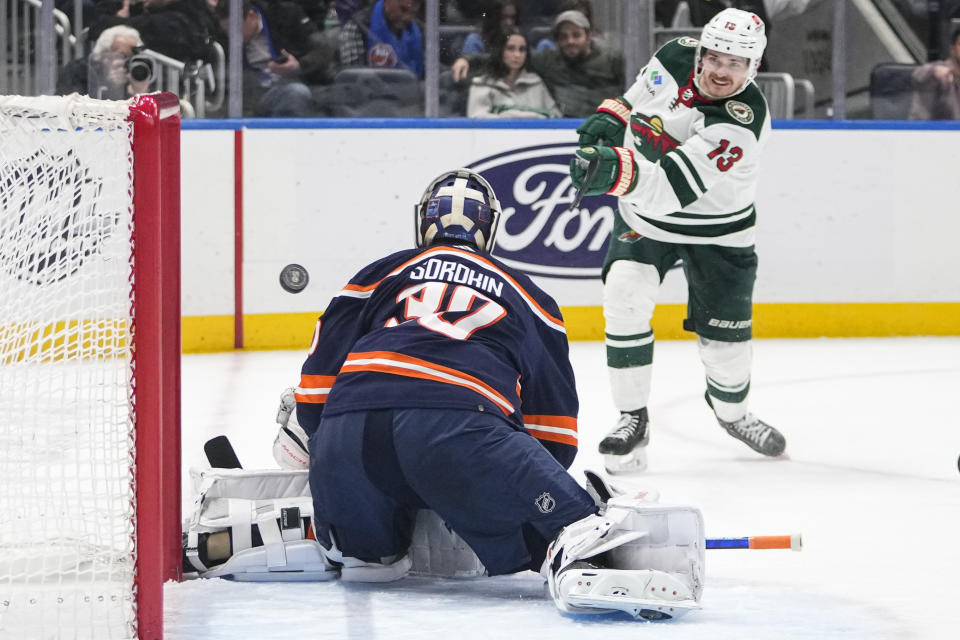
[725,100,754,125]
[677,37,698,47]
[654,39,697,87]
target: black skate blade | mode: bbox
[204,435,242,469]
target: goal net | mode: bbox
[0,93,182,639]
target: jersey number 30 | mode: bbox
[390,281,506,340]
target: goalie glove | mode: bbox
[576,97,632,146]
[273,387,310,469]
[569,146,638,197]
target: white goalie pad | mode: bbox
[184,468,486,582]
[408,510,486,578]
[545,495,705,620]
[183,467,338,581]
[203,539,336,582]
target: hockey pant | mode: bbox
[604,260,752,422]
[310,407,597,577]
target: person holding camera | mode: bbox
[215,0,336,117]
[57,25,152,99]
[89,0,223,64]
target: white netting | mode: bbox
[0,94,139,639]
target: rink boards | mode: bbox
[176,119,960,351]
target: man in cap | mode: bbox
[452,8,624,117]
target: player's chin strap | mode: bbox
[544,490,705,620]
[183,467,339,581]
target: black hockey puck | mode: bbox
[279,263,309,293]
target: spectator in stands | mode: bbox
[217,0,335,116]
[333,0,370,23]
[91,0,223,64]
[452,8,623,118]
[57,25,151,99]
[909,26,960,120]
[294,0,336,28]
[467,27,560,119]
[531,0,592,51]
[339,0,424,77]
[459,0,519,56]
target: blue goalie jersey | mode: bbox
[295,243,580,468]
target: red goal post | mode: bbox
[0,93,182,639]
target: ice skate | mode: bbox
[598,408,649,474]
[705,392,785,456]
[717,413,785,457]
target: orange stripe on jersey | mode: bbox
[295,374,337,404]
[525,428,578,447]
[523,415,578,431]
[523,414,579,446]
[300,374,336,388]
[340,350,515,415]
[342,282,380,293]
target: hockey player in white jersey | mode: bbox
[570,8,786,473]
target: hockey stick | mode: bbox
[706,535,802,551]
[568,153,600,212]
[204,435,243,469]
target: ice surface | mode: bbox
[169,338,960,639]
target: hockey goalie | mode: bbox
[183,168,705,621]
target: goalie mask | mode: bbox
[694,8,766,98]
[414,169,502,253]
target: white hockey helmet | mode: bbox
[694,8,767,96]
[414,169,502,253]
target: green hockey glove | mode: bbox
[569,146,638,197]
[576,97,633,146]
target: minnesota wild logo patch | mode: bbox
[677,37,698,47]
[725,100,754,125]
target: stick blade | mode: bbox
[204,435,242,469]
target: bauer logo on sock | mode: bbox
[535,492,556,514]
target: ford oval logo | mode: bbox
[468,143,617,279]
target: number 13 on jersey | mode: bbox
[707,138,743,172]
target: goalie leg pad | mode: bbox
[202,539,338,582]
[553,566,698,620]
[407,509,485,578]
[545,496,705,619]
[320,529,412,583]
[184,467,338,581]
[339,554,413,583]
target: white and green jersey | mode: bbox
[618,37,771,247]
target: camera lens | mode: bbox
[126,56,153,83]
